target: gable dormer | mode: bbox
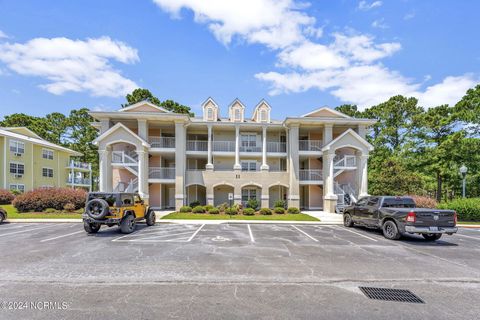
[202,97,219,121]
[252,99,271,123]
[119,101,170,113]
[228,99,245,122]
[302,107,351,118]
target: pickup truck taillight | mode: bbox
[454,211,457,225]
[406,211,416,223]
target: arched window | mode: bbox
[260,110,267,122]
[235,108,241,121]
[207,108,213,120]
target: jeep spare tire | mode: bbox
[85,199,110,219]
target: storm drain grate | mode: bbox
[359,287,425,304]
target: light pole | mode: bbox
[459,165,468,198]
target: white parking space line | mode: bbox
[247,224,255,242]
[135,231,194,240]
[187,224,205,242]
[0,224,62,238]
[332,226,378,242]
[291,225,318,242]
[40,230,84,242]
[455,233,480,241]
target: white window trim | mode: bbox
[42,148,54,160]
[42,167,54,178]
[9,140,25,155]
[9,184,25,193]
[207,107,214,121]
[9,161,25,175]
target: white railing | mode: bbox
[187,140,208,151]
[267,142,286,153]
[240,145,262,152]
[149,167,175,179]
[68,161,91,170]
[149,136,175,149]
[112,151,137,164]
[334,155,356,167]
[213,141,235,152]
[67,177,91,185]
[299,169,323,181]
[299,140,323,151]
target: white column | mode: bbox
[260,126,269,171]
[137,150,148,201]
[234,125,241,170]
[323,124,333,145]
[98,146,112,192]
[358,153,369,197]
[175,122,186,210]
[206,124,213,170]
[287,124,300,208]
[322,151,337,213]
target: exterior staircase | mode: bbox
[112,150,139,193]
[334,182,358,214]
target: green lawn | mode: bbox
[161,212,319,221]
[1,204,83,219]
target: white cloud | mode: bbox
[358,1,383,11]
[372,18,388,29]
[153,0,315,49]
[417,75,476,108]
[277,41,348,70]
[0,30,9,39]
[404,12,415,20]
[332,33,401,63]
[0,36,139,97]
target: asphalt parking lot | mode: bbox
[0,222,480,319]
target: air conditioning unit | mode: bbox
[14,174,23,179]
[14,153,22,157]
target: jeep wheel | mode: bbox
[422,233,442,241]
[84,221,101,234]
[343,213,354,227]
[382,220,401,240]
[145,209,156,226]
[85,199,110,219]
[120,214,136,234]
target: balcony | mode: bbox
[239,145,262,153]
[68,161,91,170]
[149,167,175,180]
[299,169,323,182]
[213,141,235,152]
[267,142,286,153]
[187,140,208,152]
[299,140,323,152]
[149,136,175,149]
[67,177,91,186]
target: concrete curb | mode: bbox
[158,219,336,225]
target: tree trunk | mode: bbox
[436,171,442,202]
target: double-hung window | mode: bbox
[42,167,54,178]
[241,134,256,149]
[10,163,25,175]
[234,109,241,121]
[207,108,213,121]
[9,140,25,155]
[241,188,257,203]
[9,184,25,193]
[42,149,54,160]
[241,160,257,172]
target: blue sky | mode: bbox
[0,0,479,120]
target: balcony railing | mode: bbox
[149,136,175,149]
[187,140,208,151]
[240,145,262,153]
[149,167,175,180]
[267,142,286,153]
[68,161,91,170]
[213,141,235,152]
[299,169,323,181]
[67,177,91,185]
[299,140,323,151]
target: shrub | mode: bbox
[189,200,201,208]
[287,207,300,214]
[438,198,480,221]
[204,204,214,212]
[63,203,76,212]
[179,206,192,213]
[233,203,243,211]
[246,199,259,210]
[10,189,22,196]
[192,205,206,213]
[45,208,57,213]
[217,203,229,212]
[0,189,14,205]
[274,199,286,209]
[209,208,220,214]
[259,208,272,215]
[274,207,285,214]
[12,188,87,212]
[408,195,438,209]
[225,207,238,215]
[243,208,255,215]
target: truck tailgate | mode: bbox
[414,210,455,227]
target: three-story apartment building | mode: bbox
[0,127,92,192]
[90,98,375,213]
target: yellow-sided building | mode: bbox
[0,127,92,193]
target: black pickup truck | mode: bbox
[343,196,457,241]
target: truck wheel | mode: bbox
[0,211,5,224]
[422,233,442,241]
[145,209,156,226]
[382,220,401,240]
[343,213,354,227]
[120,214,136,234]
[84,221,101,234]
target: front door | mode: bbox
[168,187,175,208]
